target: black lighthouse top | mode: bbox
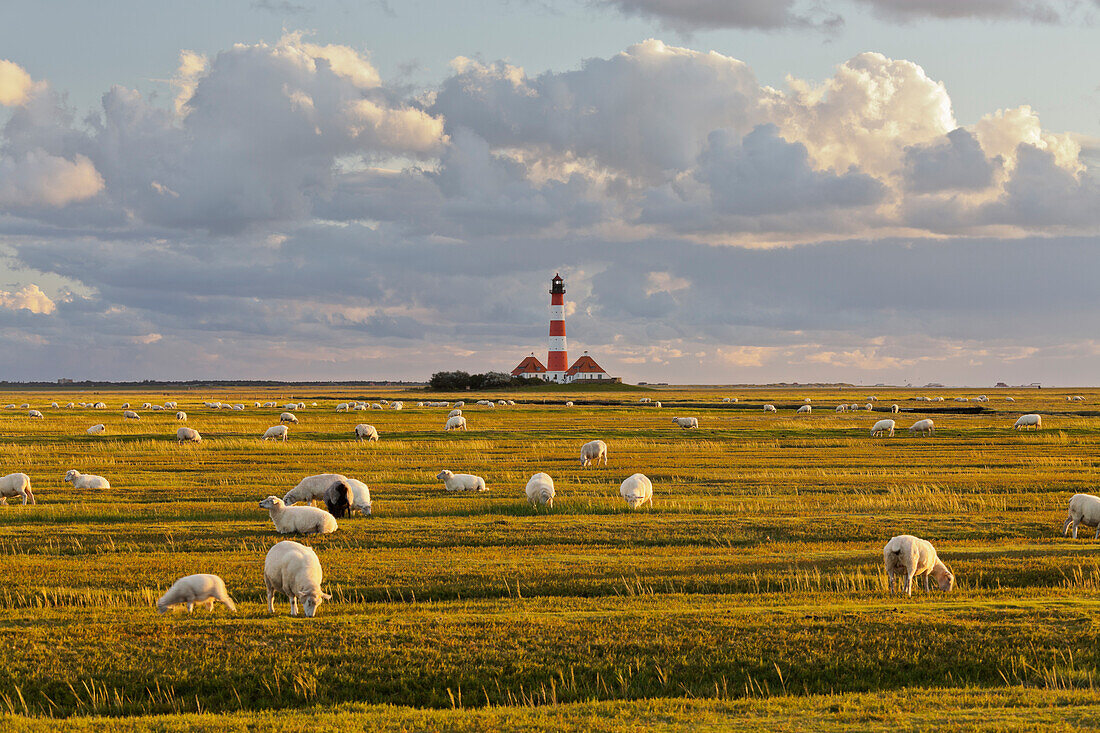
[550,273,565,295]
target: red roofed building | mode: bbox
[565,352,610,381]
[511,353,547,378]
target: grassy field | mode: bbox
[1,386,1099,729]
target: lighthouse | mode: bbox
[546,273,568,382]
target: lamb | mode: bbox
[870,419,896,437]
[258,496,338,535]
[123,410,140,420]
[890,404,900,413]
[354,424,379,442]
[280,412,299,424]
[580,439,608,467]
[28,409,43,419]
[525,473,555,507]
[1063,494,1100,539]
[448,409,462,418]
[620,473,653,509]
[156,574,237,614]
[436,469,487,492]
[263,425,289,442]
[176,427,202,444]
[672,417,699,429]
[176,411,187,421]
[86,424,106,435]
[796,405,811,414]
[0,473,34,505]
[764,404,777,413]
[445,415,468,431]
[264,540,331,617]
[64,469,110,489]
[909,419,935,436]
[1014,414,1042,430]
[883,535,955,597]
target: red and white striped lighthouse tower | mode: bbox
[546,273,568,382]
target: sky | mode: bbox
[0,0,1098,386]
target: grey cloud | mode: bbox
[853,0,1083,23]
[902,128,1000,193]
[590,0,841,31]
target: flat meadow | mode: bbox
[2,386,1100,730]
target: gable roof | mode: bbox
[511,355,547,375]
[565,354,607,375]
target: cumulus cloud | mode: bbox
[0,59,34,106]
[0,284,56,314]
[0,150,104,208]
[902,128,999,193]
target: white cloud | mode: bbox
[0,284,56,314]
[0,59,34,106]
[0,150,104,208]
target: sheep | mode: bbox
[444,415,467,431]
[280,412,299,424]
[263,425,289,442]
[164,402,177,409]
[525,473,555,507]
[176,411,187,421]
[890,404,899,413]
[476,400,492,406]
[864,403,874,411]
[264,540,331,617]
[1074,395,1086,402]
[64,469,110,490]
[254,402,262,408]
[454,401,465,408]
[176,427,202,444]
[284,403,297,411]
[28,409,43,419]
[322,479,352,518]
[672,417,699,429]
[1014,414,1042,430]
[803,398,812,403]
[764,404,777,413]
[232,404,244,411]
[263,401,277,408]
[86,424,106,435]
[152,405,165,411]
[436,469,487,492]
[580,439,608,467]
[955,397,969,403]
[909,419,935,436]
[0,473,34,505]
[835,405,847,413]
[371,403,383,410]
[2,404,14,409]
[934,397,945,402]
[142,403,152,409]
[94,402,107,409]
[883,535,955,597]
[796,405,811,414]
[156,574,237,614]
[284,474,348,506]
[19,403,29,409]
[870,419,896,437]
[565,401,573,407]
[336,403,349,412]
[448,409,462,418]
[345,478,372,516]
[65,402,74,408]
[849,404,860,411]
[642,398,652,403]
[122,410,140,420]
[1005,397,1016,403]
[121,403,130,409]
[1063,494,1100,539]
[497,400,507,406]
[508,400,516,406]
[354,424,379,442]
[620,473,653,509]
[654,401,662,408]
[866,396,877,402]
[258,496,338,535]
[50,402,58,409]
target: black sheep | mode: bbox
[323,480,351,518]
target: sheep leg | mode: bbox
[1063,517,1074,537]
[266,584,276,613]
[0,497,6,506]
[289,594,299,616]
[186,602,194,613]
[923,574,930,593]
[203,599,215,611]
[887,570,895,593]
[1094,525,1100,540]
[1073,522,1079,540]
[904,572,914,597]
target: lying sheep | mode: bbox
[28,409,43,419]
[1014,414,1042,430]
[258,496,337,535]
[581,439,608,467]
[156,574,237,614]
[436,469,487,492]
[280,412,299,424]
[264,540,331,617]
[883,535,955,597]
[796,405,811,414]
[176,411,187,421]
[764,404,777,413]
[909,419,935,437]
[620,473,653,509]
[64,469,110,489]
[672,417,699,429]
[87,424,106,435]
[870,419,896,437]
[0,473,34,505]
[445,415,467,431]
[263,425,289,442]
[1063,494,1100,539]
[176,427,202,444]
[354,424,379,442]
[525,473,555,508]
[123,410,140,420]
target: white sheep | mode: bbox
[336,403,350,412]
[19,403,29,409]
[796,405,811,414]
[152,405,165,411]
[672,417,699,429]
[436,470,487,492]
[835,405,847,413]
[580,439,608,467]
[156,574,237,614]
[284,474,347,506]
[1014,414,1042,430]
[934,397,944,402]
[654,401,662,408]
[1006,397,1016,403]
[890,404,899,413]
[176,411,187,421]
[1074,395,1085,402]
[176,427,202,444]
[354,424,379,442]
[28,409,43,419]
[870,419,896,437]
[1063,494,1100,539]
[803,398,812,403]
[263,425,289,442]
[909,419,935,436]
[642,398,652,403]
[0,473,34,505]
[284,403,297,410]
[121,403,130,409]
[264,540,331,617]
[565,401,573,407]
[445,415,468,431]
[762,404,777,413]
[883,535,955,597]
[849,403,860,411]
[497,400,507,406]
[864,403,874,411]
[525,472,555,507]
[86,424,106,435]
[371,403,382,410]
[2,404,15,409]
[259,496,337,535]
[454,401,465,408]
[64,469,110,489]
[50,402,58,409]
[620,473,653,509]
[866,396,877,402]
[448,409,462,418]
[123,410,140,420]
[142,403,152,409]
[955,397,969,403]
[93,402,107,409]
[280,412,299,424]
[344,478,373,516]
[65,402,74,408]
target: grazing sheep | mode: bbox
[323,479,352,518]
[50,402,58,409]
[93,402,107,409]
[654,401,662,408]
[620,473,654,509]
[454,401,465,408]
[580,439,608,467]
[641,398,652,403]
[436,469,487,492]
[263,425,289,442]
[849,404,860,411]
[354,424,379,442]
[890,404,899,413]
[835,405,847,413]
[336,403,350,412]
[0,473,34,506]
[444,415,467,431]
[1074,395,1086,402]
[1006,397,1016,402]
[65,402,74,408]
[86,424,106,435]
[497,400,507,406]
[525,473,555,507]
[883,535,955,597]
[143,403,152,409]
[1063,494,1100,539]
[255,402,262,408]
[796,405,811,415]
[448,409,462,418]
[955,397,969,403]
[152,405,165,411]
[909,419,935,436]
[1014,414,1042,430]
[371,403,382,410]
[345,478,372,516]
[156,574,237,614]
[19,403,29,409]
[870,419,896,437]
[258,496,337,535]
[2,404,14,409]
[176,411,187,421]
[284,474,347,506]
[864,403,874,411]
[803,398,812,403]
[764,404,777,413]
[280,412,299,424]
[28,409,43,419]
[672,417,699,429]
[122,410,140,420]
[284,403,297,410]
[121,403,130,409]
[264,540,331,618]
[934,397,945,402]
[866,396,878,402]
[63,469,110,489]
[565,401,573,407]
[176,427,202,444]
